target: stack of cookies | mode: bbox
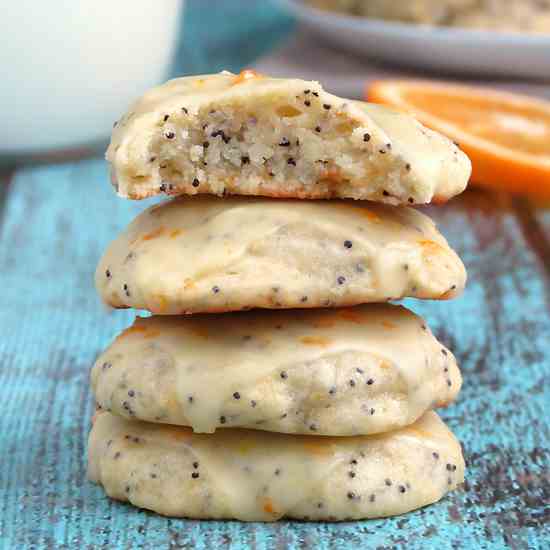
[89,71,471,522]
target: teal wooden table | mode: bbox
[0,2,549,549]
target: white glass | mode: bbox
[1,0,184,155]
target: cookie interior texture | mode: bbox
[107,71,470,205]
[88,410,464,521]
[96,196,467,314]
[92,304,461,435]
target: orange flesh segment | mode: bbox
[406,90,550,156]
[367,80,550,198]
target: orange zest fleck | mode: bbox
[367,79,550,198]
[418,239,444,253]
[300,336,332,347]
[119,325,148,337]
[143,330,161,339]
[337,203,381,222]
[117,324,160,340]
[405,427,432,439]
[321,168,343,183]
[183,278,195,291]
[169,229,183,239]
[381,321,397,329]
[153,295,169,313]
[338,309,368,324]
[162,425,193,442]
[302,437,335,457]
[141,227,166,241]
[232,69,263,86]
[262,497,278,515]
[362,210,381,222]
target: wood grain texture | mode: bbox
[0,158,548,550]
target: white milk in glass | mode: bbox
[1,0,183,154]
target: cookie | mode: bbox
[88,410,465,521]
[451,1,550,33]
[92,304,461,435]
[307,0,475,21]
[355,0,477,23]
[96,196,467,314]
[308,0,550,33]
[107,71,470,205]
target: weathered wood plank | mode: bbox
[0,161,548,549]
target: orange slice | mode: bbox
[367,80,550,198]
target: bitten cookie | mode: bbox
[96,196,467,314]
[107,71,470,205]
[92,304,461,435]
[88,411,465,521]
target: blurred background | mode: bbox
[2,0,549,166]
